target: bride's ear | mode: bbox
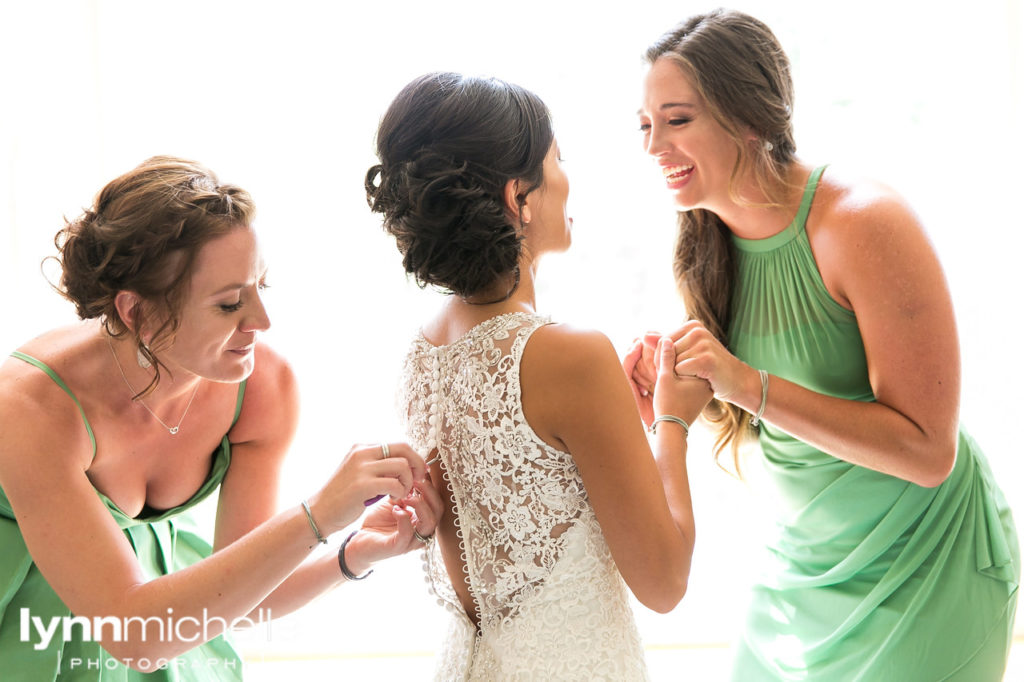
[503,179,532,226]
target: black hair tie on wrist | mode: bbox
[338,531,373,580]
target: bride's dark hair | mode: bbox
[365,72,553,300]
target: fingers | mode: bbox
[670,324,720,378]
[378,442,428,483]
[634,338,659,392]
[344,442,425,507]
[365,457,418,500]
[626,371,647,404]
[642,331,662,350]
[664,320,703,343]
[623,338,644,375]
[639,323,706,359]
[633,368,655,396]
[635,364,656,393]
[656,336,675,378]
[673,357,706,384]
[653,337,684,418]
[397,485,441,538]
[413,478,444,527]
[390,504,415,538]
[623,338,656,399]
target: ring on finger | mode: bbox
[413,528,433,544]
[380,442,390,459]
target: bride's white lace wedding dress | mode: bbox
[399,311,649,681]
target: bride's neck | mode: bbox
[458,259,538,312]
[426,267,538,345]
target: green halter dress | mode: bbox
[0,352,245,681]
[727,167,1019,681]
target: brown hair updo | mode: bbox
[366,72,553,300]
[646,10,797,468]
[53,155,255,395]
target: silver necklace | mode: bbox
[107,337,200,435]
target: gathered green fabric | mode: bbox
[728,167,1019,680]
[0,352,245,681]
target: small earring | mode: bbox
[764,140,775,152]
[136,344,151,369]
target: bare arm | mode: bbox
[0,343,427,667]
[521,325,711,613]
[669,182,960,487]
[238,479,443,621]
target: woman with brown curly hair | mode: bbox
[627,9,1018,680]
[0,156,441,680]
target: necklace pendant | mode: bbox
[169,426,179,435]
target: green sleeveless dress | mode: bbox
[727,167,1019,681]
[0,352,245,681]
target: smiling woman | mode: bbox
[0,1,1021,679]
[629,9,1019,681]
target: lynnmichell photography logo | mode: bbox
[19,607,272,651]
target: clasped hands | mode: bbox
[622,320,751,428]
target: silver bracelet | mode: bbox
[750,369,769,427]
[648,414,690,436]
[301,499,328,548]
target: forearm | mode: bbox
[651,425,696,552]
[641,424,695,611]
[246,550,345,620]
[731,370,957,486]
[247,529,382,619]
[105,505,325,662]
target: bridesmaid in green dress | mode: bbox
[0,156,442,680]
[626,9,1019,681]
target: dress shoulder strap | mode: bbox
[792,165,828,233]
[10,351,97,457]
[231,380,247,426]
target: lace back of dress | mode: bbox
[401,312,589,632]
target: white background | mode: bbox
[2,1,1022,678]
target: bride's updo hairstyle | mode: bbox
[366,72,553,300]
[53,155,255,395]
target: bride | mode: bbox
[365,72,711,681]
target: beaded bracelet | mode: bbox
[301,499,327,548]
[648,414,690,436]
[338,530,373,581]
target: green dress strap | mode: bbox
[10,351,97,457]
[2,351,248,680]
[229,375,246,425]
[8,350,246,460]
[792,165,827,232]
[730,165,829,254]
